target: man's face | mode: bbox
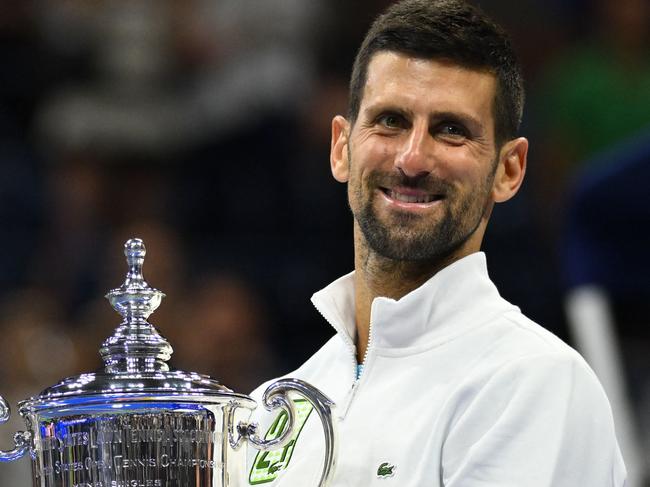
[334,52,503,263]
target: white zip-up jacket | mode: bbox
[247,252,627,486]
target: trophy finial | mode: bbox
[101,237,172,372]
[107,237,164,321]
[123,238,148,291]
[125,237,146,266]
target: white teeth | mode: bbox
[388,190,436,204]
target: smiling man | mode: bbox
[249,1,627,485]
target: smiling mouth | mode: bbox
[380,187,444,204]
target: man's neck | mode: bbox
[352,242,456,363]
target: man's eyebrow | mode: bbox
[362,103,414,120]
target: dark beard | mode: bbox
[352,171,491,263]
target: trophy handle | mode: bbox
[0,395,31,462]
[230,378,337,487]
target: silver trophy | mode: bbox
[0,238,337,486]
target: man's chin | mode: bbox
[364,229,437,261]
[359,217,466,262]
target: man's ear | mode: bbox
[492,137,528,203]
[330,115,351,182]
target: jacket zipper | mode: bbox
[312,301,376,417]
[357,316,375,381]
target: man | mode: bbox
[248,0,627,485]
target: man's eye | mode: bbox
[438,123,467,138]
[378,114,404,128]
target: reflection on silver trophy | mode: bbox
[0,238,337,486]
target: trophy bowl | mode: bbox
[0,239,336,487]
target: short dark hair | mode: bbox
[348,0,524,144]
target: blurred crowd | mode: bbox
[0,0,649,484]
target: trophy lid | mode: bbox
[24,238,246,409]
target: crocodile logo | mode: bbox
[377,462,396,478]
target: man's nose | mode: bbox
[394,123,432,178]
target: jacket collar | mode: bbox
[311,252,516,352]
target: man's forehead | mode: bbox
[361,52,497,115]
[364,51,497,90]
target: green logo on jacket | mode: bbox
[249,399,314,484]
[377,462,396,478]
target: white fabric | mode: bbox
[248,252,627,486]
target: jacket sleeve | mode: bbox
[441,352,627,486]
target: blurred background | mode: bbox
[0,0,649,485]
